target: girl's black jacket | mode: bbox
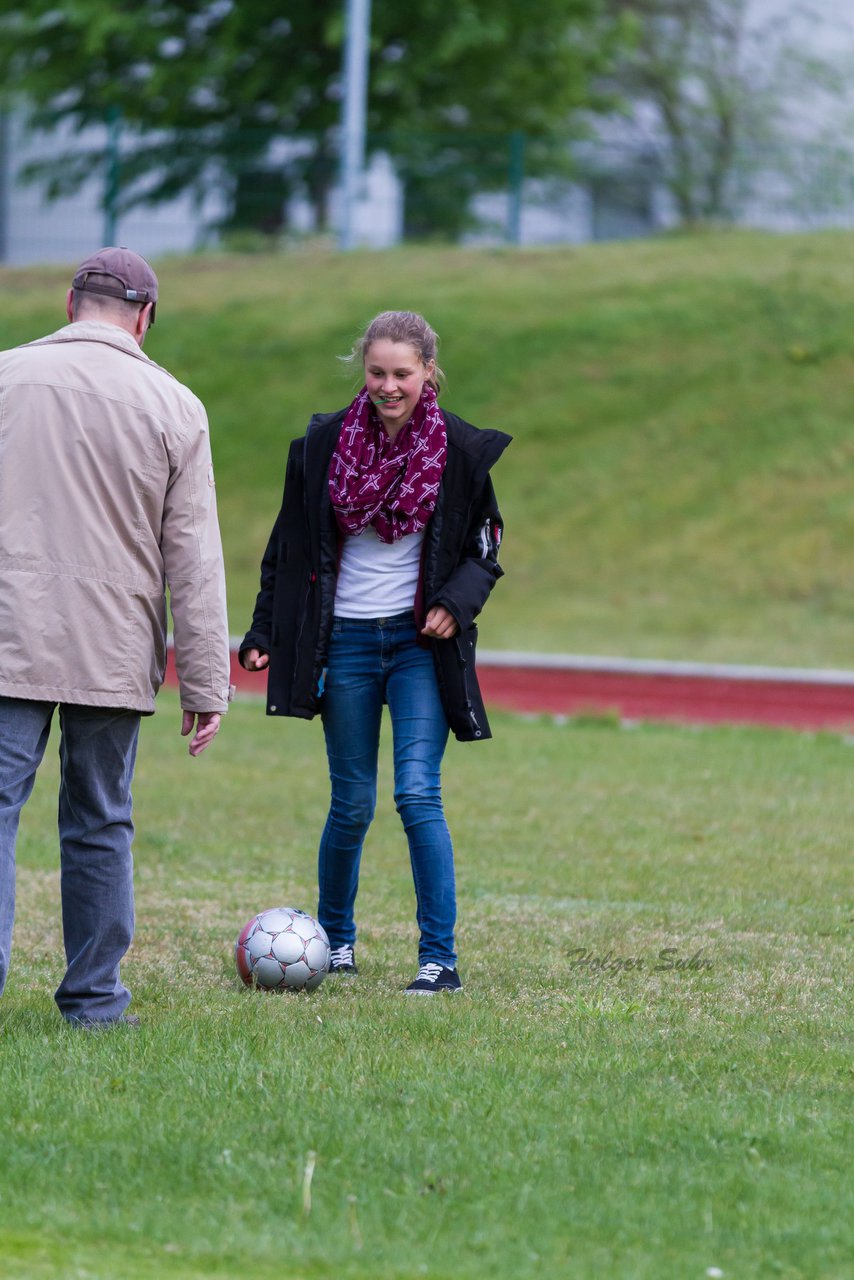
[239,407,511,741]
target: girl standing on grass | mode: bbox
[239,311,510,993]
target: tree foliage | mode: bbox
[0,0,627,237]
[604,0,843,223]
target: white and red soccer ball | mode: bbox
[235,907,331,992]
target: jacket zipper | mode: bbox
[455,635,483,739]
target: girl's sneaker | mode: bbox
[329,944,357,975]
[405,963,462,994]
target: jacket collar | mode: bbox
[442,410,512,475]
[26,321,154,366]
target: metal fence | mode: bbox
[3,112,854,266]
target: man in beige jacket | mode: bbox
[0,247,232,1027]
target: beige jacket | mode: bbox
[0,321,231,712]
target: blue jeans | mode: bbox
[318,611,457,968]
[0,697,141,1022]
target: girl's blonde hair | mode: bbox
[343,310,445,392]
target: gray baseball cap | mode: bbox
[72,246,158,324]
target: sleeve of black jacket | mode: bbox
[239,508,282,657]
[240,440,302,657]
[431,475,505,631]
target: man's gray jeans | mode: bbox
[0,696,141,1022]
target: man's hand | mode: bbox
[421,606,459,640]
[240,648,269,671]
[181,710,222,757]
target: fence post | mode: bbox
[339,0,372,251]
[104,106,121,245]
[506,130,525,245]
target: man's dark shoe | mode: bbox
[68,1013,141,1030]
[328,944,358,975]
[405,963,462,994]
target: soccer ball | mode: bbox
[235,907,331,992]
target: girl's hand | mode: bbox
[241,648,269,671]
[421,607,459,640]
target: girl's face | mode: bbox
[364,339,434,436]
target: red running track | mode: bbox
[164,648,854,732]
[476,663,854,731]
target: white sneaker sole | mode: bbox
[404,986,464,995]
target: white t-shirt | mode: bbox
[334,526,424,618]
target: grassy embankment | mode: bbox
[3,230,854,665]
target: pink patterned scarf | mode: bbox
[328,384,447,544]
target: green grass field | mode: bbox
[1,693,851,1279]
[4,230,854,665]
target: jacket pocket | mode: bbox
[432,623,492,742]
[290,569,321,710]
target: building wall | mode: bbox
[0,113,222,267]
[0,111,403,266]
